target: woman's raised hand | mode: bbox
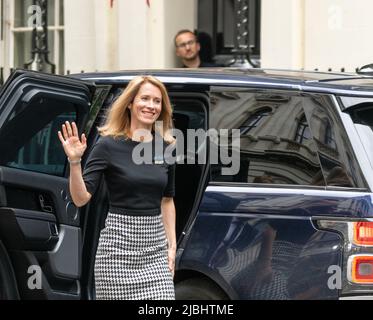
[58,121,87,161]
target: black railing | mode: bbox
[230,0,258,67]
[197,0,261,67]
[24,0,56,73]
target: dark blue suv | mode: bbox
[0,68,372,300]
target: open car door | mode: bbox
[0,70,94,299]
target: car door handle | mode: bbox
[38,194,54,213]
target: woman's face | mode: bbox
[130,82,162,129]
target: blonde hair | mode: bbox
[98,75,175,144]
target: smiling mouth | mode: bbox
[141,110,156,117]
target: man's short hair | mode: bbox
[174,29,198,47]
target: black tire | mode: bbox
[175,278,228,300]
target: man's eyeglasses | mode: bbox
[176,39,197,49]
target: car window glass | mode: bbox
[0,97,77,176]
[340,97,373,171]
[355,124,373,170]
[84,86,111,136]
[210,89,324,186]
[171,99,206,161]
[303,94,364,189]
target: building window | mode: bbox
[295,114,311,144]
[240,107,271,135]
[11,0,64,74]
[324,120,337,149]
[198,0,261,65]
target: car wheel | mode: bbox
[175,278,228,300]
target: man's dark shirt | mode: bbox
[200,61,224,67]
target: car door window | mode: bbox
[303,94,365,189]
[0,97,77,176]
[210,88,325,187]
[340,97,373,176]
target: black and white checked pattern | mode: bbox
[94,212,175,300]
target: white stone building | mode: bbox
[1,0,373,81]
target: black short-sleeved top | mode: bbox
[82,134,175,216]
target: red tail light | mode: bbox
[353,222,373,246]
[350,255,373,284]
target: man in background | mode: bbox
[174,29,221,68]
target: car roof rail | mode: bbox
[357,63,373,75]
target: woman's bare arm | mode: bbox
[58,121,91,207]
[68,162,92,207]
[161,197,177,277]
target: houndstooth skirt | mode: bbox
[94,212,175,300]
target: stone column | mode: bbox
[261,0,305,69]
[64,0,96,73]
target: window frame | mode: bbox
[0,70,94,178]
